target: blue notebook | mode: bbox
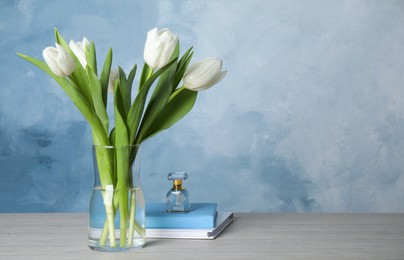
[146,203,217,228]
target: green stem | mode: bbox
[104,197,116,247]
[115,147,130,247]
[118,187,128,247]
[128,190,136,246]
[99,195,119,246]
[100,220,109,246]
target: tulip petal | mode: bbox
[56,43,75,76]
[143,27,178,69]
[43,46,65,77]
[108,69,119,93]
[82,37,90,49]
[183,57,226,91]
[194,71,227,91]
[69,39,87,68]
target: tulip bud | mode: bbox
[143,27,178,70]
[108,69,119,93]
[69,37,90,68]
[42,43,76,77]
[183,58,227,91]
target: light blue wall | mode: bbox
[1,0,404,212]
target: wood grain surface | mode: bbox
[1,213,403,259]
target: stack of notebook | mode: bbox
[145,203,233,239]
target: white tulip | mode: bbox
[108,69,119,93]
[183,58,227,91]
[42,43,76,77]
[69,37,90,68]
[143,27,178,70]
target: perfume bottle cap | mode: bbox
[167,172,188,180]
[174,179,182,186]
[173,179,183,191]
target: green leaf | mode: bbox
[135,69,175,143]
[139,63,152,91]
[142,87,198,141]
[126,64,137,107]
[86,66,109,132]
[126,59,178,145]
[172,47,193,92]
[113,82,129,146]
[100,48,113,108]
[87,42,98,76]
[114,76,128,124]
[135,44,180,143]
[54,27,69,49]
[17,53,109,146]
[148,42,180,103]
[117,66,129,113]
[109,127,116,146]
[177,47,193,70]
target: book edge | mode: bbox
[146,212,234,239]
[208,212,234,239]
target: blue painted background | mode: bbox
[1,0,404,213]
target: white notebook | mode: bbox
[146,212,234,239]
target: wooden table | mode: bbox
[1,213,404,259]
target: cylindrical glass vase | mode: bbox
[88,145,145,252]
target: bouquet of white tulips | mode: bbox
[17,27,226,248]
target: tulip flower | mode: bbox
[183,58,227,91]
[143,27,178,70]
[42,43,76,77]
[69,37,90,68]
[108,69,119,93]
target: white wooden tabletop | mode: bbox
[1,212,403,259]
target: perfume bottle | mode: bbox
[166,172,191,212]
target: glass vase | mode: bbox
[88,145,146,252]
